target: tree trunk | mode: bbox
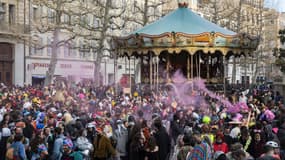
[94,0,111,86]
[44,28,60,86]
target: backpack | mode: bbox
[6,144,20,160]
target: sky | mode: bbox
[264,0,285,12]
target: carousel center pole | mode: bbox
[223,55,226,96]
[156,56,159,93]
[191,54,193,79]
[129,56,131,94]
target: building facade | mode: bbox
[0,0,29,86]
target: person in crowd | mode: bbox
[145,136,159,160]
[43,127,55,156]
[51,127,65,160]
[239,126,252,152]
[75,129,93,159]
[177,134,194,160]
[129,132,145,160]
[113,119,128,160]
[30,133,46,160]
[213,132,229,153]
[153,118,171,160]
[61,138,83,160]
[0,122,11,160]
[93,127,116,160]
[187,131,212,160]
[170,113,183,144]
[258,141,281,160]
[248,131,265,158]
[7,133,27,160]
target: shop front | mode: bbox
[26,59,95,85]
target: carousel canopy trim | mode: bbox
[113,5,259,56]
[131,7,236,36]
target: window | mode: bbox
[63,14,70,24]
[32,37,43,56]
[1,3,6,21]
[6,72,10,81]
[64,41,77,57]
[47,8,55,23]
[8,4,15,24]
[47,38,52,56]
[33,7,38,22]
[79,42,91,58]
[64,42,70,57]
[93,16,100,28]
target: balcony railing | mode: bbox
[0,22,30,35]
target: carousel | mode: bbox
[112,2,259,92]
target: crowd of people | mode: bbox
[0,81,284,160]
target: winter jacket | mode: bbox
[113,127,128,157]
[75,136,93,151]
[278,123,285,150]
[93,134,116,159]
[154,127,171,160]
[51,134,65,160]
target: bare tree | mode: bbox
[32,0,126,86]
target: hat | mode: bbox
[87,122,95,128]
[265,141,279,148]
[202,115,211,124]
[213,151,226,160]
[38,144,48,155]
[116,119,123,125]
[63,138,73,149]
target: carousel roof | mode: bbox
[133,5,235,36]
[113,3,259,56]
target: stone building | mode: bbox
[0,0,30,85]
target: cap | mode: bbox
[265,141,279,148]
[63,138,73,149]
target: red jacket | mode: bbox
[213,142,229,153]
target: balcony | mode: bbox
[0,22,30,35]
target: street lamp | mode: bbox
[0,2,5,21]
